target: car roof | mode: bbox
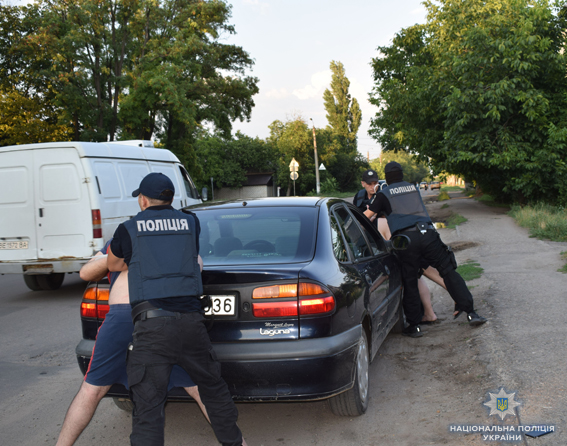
[185,196,332,211]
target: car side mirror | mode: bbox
[390,234,410,251]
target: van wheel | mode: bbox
[113,397,134,412]
[37,273,65,290]
[23,275,43,291]
[329,330,369,416]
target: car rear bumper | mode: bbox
[76,324,361,402]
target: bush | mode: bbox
[509,203,567,242]
[438,190,450,201]
[321,177,339,194]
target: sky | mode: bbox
[10,0,428,160]
[223,0,428,160]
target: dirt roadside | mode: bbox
[368,193,567,446]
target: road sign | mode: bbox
[289,158,299,172]
[290,172,299,180]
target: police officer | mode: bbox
[353,169,380,213]
[364,162,487,337]
[107,173,244,446]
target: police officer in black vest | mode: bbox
[107,173,244,446]
[364,162,487,337]
[353,169,380,213]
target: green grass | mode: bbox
[441,203,450,209]
[446,213,468,229]
[440,185,464,192]
[475,194,510,208]
[559,252,567,274]
[438,190,451,201]
[509,203,567,242]
[457,260,484,281]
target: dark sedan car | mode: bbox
[76,197,406,416]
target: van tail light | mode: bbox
[81,283,109,321]
[252,282,335,318]
[92,210,102,238]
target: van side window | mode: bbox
[93,161,121,199]
[179,166,197,199]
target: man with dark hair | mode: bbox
[107,172,244,446]
[353,169,380,213]
[364,162,487,337]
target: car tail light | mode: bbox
[92,210,102,238]
[81,283,110,321]
[253,284,297,299]
[252,282,335,318]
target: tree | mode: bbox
[323,61,362,153]
[0,0,259,178]
[0,4,72,145]
[194,131,277,190]
[369,152,430,184]
[322,61,365,190]
[268,117,318,196]
[369,0,567,204]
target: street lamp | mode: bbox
[309,118,320,194]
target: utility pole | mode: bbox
[309,118,320,194]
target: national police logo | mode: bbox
[484,388,521,421]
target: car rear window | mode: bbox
[194,207,318,265]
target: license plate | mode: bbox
[0,241,28,250]
[204,295,236,316]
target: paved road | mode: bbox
[0,194,565,445]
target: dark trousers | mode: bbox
[396,229,474,326]
[127,312,242,446]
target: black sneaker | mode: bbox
[402,324,423,338]
[467,311,487,326]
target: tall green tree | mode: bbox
[370,0,567,204]
[323,60,362,154]
[322,61,365,191]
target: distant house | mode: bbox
[215,172,275,200]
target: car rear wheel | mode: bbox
[23,275,43,291]
[329,330,369,416]
[113,397,134,412]
[36,273,65,290]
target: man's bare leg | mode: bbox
[418,277,437,322]
[56,381,111,446]
[184,386,248,445]
[183,386,210,423]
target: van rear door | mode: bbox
[0,150,38,261]
[34,148,93,259]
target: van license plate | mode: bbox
[204,295,235,316]
[0,241,28,250]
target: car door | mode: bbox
[34,148,92,259]
[332,205,390,360]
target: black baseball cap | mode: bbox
[362,169,379,183]
[384,161,403,173]
[132,172,175,200]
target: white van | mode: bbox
[0,141,201,290]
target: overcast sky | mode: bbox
[224,0,428,160]
[10,0,428,159]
